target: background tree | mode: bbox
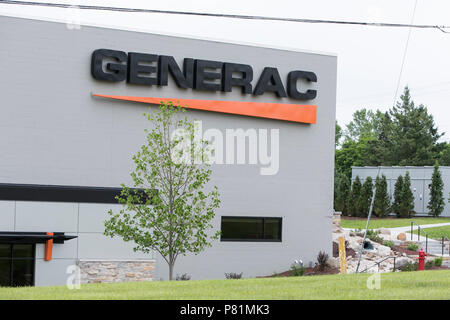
[392,175,404,217]
[399,171,415,218]
[389,86,443,166]
[334,86,446,219]
[104,102,221,280]
[438,143,450,166]
[348,175,362,216]
[334,171,350,215]
[344,108,383,142]
[373,174,390,217]
[359,177,373,217]
[427,161,445,217]
[335,120,343,148]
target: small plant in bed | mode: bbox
[383,240,395,248]
[316,251,329,271]
[366,230,383,244]
[225,272,243,279]
[175,273,191,281]
[407,243,419,251]
[290,264,306,276]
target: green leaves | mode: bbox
[393,172,415,218]
[104,101,221,280]
[427,161,445,217]
[373,174,390,217]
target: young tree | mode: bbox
[359,177,373,217]
[399,171,415,218]
[104,102,221,280]
[427,161,445,217]
[392,175,404,217]
[348,175,362,216]
[373,174,390,217]
[334,171,350,215]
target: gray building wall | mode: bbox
[0,200,154,286]
[0,16,337,284]
[352,166,450,217]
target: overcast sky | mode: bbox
[2,0,450,141]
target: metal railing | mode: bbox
[410,221,429,253]
[359,256,397,273]
[442,236,450,256]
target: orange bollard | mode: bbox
[45,232,54,261]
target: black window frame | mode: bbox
[220,216,282,242]
[0,243,35,287]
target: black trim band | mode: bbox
[0,232,77,244]
[0,183,150,204]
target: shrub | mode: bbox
[373,174,390,217]
[399,262,418,272]
[349,176,362,216]
[392,175,404,216]
[434,257,443,267]
[290,264,305,276]
[359,177,374,217]
[407,243,419,251]
[427,161,445,217]
[399,172,415,218]
[366,229,383,244]
[225,272,243,279]
[425,260,434,269]
[316,251,329,271]
[383,240,394,248]
[175,273,191,281]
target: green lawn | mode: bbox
[0,270,449,300]
[407,225,450,240]
[341,217,450,229]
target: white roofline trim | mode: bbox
[0,12,338,57]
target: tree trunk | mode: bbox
[169,262,174,281]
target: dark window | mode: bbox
[0,244,35,287]
[221,216,282,242]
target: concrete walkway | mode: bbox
[343,222,450,257]
[385,222,450,242]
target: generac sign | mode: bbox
[91,49,318,123]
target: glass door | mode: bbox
[0,244,35,287]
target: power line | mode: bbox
[392,0,418,107]
[1,0,450,33]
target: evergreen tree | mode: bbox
[392,175,404,217]
[334,171,350,215]
[389,86,443,166]
[427,161,445,217]
[349,175,362,216]
[399,171,415,218]
[359,177,373,217]
[373,174,390,217]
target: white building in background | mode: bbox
[352,166,450,217]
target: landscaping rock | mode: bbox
[326,257,340,269]
[395,257,413,269]
[379,234,392,241]
[379,228,391,235]
[397,233,406,241]
[374,244,391,257]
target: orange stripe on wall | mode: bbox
[93,94,317,124]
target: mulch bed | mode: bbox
[260,265,340,278]
[341,216,400,220]
[392,245,419,256]
[332,241,357,258]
